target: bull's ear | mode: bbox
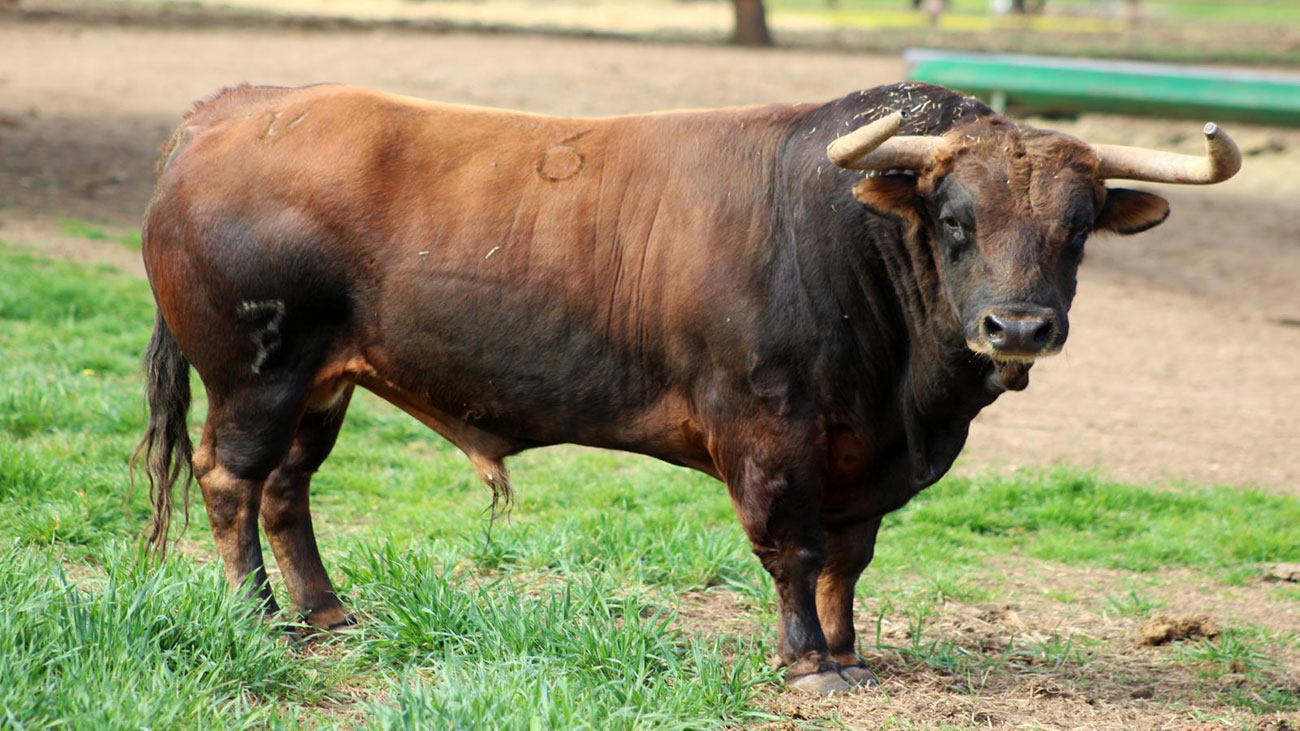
[852,174,921,222]
[1095,188,1170,235]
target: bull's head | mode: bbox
[826,112,1240,373]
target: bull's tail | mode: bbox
[131,312,194,557]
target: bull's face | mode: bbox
[914,127,1168,363]
[828,112,1240,372]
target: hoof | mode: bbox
[302,605,354,632]
[839,664,877,688]
[788,670,854,695]
[324,614,358,632]
[281,612,357,646]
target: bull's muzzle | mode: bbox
[973,307,1062,361]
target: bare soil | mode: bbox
[676,558,1300,729]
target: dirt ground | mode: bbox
[1,18,1297,498]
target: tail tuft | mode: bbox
[131,312,194,558]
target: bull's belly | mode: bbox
[355,272,704,464]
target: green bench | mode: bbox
[904,48,1300,127]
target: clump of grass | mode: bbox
[0,542,319,728]
[1104,590,1164,618]
[1269,584,1300,602]
[1013,634,1092,672]
[1167,629,1300,712]
[1170,630,1273,678]
[348,542,776,729]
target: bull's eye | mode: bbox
[1067,228,1088,253]
[940,215,968,244]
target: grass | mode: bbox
[773,0,1300,65]
[2,241,1299,726]
[771,0,1300,25]
[1172,630,1274,678]
[349,546,775,729]
[58,217,142,250]
[0,545,324,729]
[769,0,1300,66]
[1103,590,1164,617]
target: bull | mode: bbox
[136,81,1239,693]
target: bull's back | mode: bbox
[147,83,633,294]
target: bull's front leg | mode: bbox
[726,444,862,695]
[816,515,882,687]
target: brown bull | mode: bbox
[137,82,1239,693]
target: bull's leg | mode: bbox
[816,516,882,687]
[260,387,354,630]
[729,456,852,695]
[191,374,317,617]
[192,417,289,614]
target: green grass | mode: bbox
[1165,629,1300,712]
[1103,590,1164,617]
[58,218,142,251]
[2,241,1299,726]
[1270,584,1300,602]
[349,545,775,729]
[0,543,323,729]
[1172,630,1274,678]
[761,0,1300,65]
[770,0,1300,25]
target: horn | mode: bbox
[1092,123,1242,184]
[827,111,940,171]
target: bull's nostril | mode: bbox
[983,315,1006,345]
[1032,319,1054,348]
[983,312,1056,354]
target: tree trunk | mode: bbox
[733,0,773,47]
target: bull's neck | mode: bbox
[775,113,1002,489]
[823,199,992,413]
[772,125,973,392]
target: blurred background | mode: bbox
[8,0,1297,59]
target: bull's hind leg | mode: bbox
[192,403,300,615]
[191,363,324,615]
[259,386,354,629]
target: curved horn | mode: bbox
[827,111,940,171]
[1093,123,1242,184]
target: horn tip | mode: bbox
[1203,122,1219,138]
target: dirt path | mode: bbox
[1,20,1296,492]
